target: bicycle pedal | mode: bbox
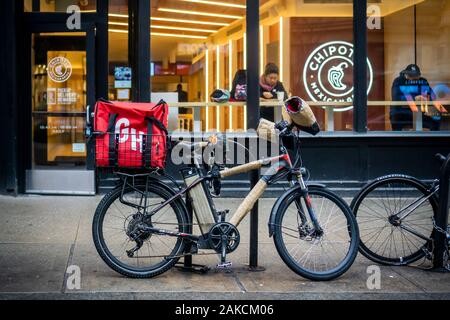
[216,261,232,269]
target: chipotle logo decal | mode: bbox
[48,56,73,83]
[303,41,373,108]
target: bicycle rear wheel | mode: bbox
[273,186,359,281]
[350,175,438,266]
[93,183,189,278]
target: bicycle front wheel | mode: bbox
[350,175,438,266]
[273,187,359,281]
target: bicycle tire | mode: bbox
[350,175,438,266]
[273,186,359,281]
[93,183,189,278]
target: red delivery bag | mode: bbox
[94,99,169,169]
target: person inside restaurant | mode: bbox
[175,83,189,115]
[390,64,441,131]
[260,63,288,121]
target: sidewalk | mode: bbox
[0,195,449,300]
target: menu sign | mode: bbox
[47,88,78,105]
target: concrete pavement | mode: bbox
[0,195,449,300]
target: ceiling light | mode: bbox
[109,22,216,33]
[158,8,242,19]
[151,17,229,26]
[109,29,128,34]
[180,0,246,9]
[151,32,208,39]
[109,13,128,18]
[151,25,217,33]
[108,13,229,26]
[108,21,128,26]
[109,29,208,39]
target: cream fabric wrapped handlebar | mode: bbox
[285,97,317,127]
[257,118,278,142]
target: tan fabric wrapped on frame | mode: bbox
[220,161,263,178]
[229,179,268,226]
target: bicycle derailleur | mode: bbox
[125,213,152,258]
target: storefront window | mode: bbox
[260,0,355,132]
[150,0,246,132]
[25,0,96,12]
[108,0,129,101]
[368,0,450,132]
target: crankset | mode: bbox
[207,222,240,267]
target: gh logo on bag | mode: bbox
[115,118,144,153]
[303,41,373,107]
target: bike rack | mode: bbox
[431,153,450,272]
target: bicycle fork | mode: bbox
[292,175,324,237]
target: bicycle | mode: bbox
[350,153,450,266]
[92,120,360,281]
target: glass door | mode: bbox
[26,30,95,194]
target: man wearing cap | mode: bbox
[390,64,440,131]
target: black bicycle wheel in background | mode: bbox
[350,175,438,266]
[273,186,359,281]
[93,183,189,278]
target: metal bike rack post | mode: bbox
[432,154,450,271]
[247,134,264,271]
[183,199,193,269]
[246,0,263,271]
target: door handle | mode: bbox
[86,105,91,125]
